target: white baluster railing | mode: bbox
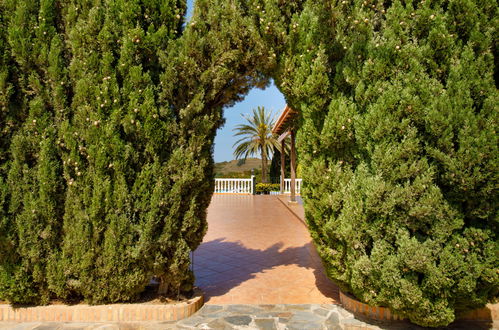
[283,178,302,195]
[214,177,302,195]
[214,178,253,194]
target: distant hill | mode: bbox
[214,158,269,177]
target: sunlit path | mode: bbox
[193,195,340,304]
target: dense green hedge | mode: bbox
[0,0,201,304]
[261,0,498,326]
[214,0,496,326]
[0,0,271,304]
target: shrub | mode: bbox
[0,0,273,305]
[0,0,203,305]
[256,183,280,194]
[269,0,499,326]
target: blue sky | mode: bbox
[185,0,286,162]
[186,0,194,19]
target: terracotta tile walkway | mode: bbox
[276,195,305,224]
[193,195,340,304]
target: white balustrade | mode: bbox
[283,178,302,195]
[214,178,253,194]
[214,177,302,195]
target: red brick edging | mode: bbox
[0,291,203,322]
[459,303,498,321]
[340,290,498,322]
[340,290,405,321]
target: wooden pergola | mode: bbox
[272,105,299,203]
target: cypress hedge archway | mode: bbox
[0,0,496,326]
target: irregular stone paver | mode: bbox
[2,304,494,329]
[254,318,276,330]
[224,315,252,326]
[325,311,341,329]
[195,195,339,304]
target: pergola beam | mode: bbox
[277,130,290,143]
[273,104,299,203]
[290,130,296,203]
[280,139,285,194]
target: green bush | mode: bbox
[263,0,498,326]
[217,0,496,326]
[0,0,206,305]
[0,0,270,304]
[256,183,280,194]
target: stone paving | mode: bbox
[175,304,382,329]
[1,304,494,329]
[174,305,494,330]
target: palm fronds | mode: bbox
[232,106,281,182]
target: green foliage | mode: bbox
[214,158,265,178]
[215,169,261,180]
[255,0,498,326]
[255,183,280,194]
[269,148,282,184]
[0,0,220,304]
[199,0,496,326]
[0,0,277,305]
[0,0,196,305]
[0,2,16,301]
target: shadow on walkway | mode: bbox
[193,238,339,304]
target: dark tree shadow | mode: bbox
[192,238,339,302]
[193,238,493,329]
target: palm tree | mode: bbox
[233,106,281,183]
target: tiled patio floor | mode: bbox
[193,194,340,304]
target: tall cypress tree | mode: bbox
[0,1,17,302]
[0,0,67,304]
[220,0,497,326]
[0,0,277,304]
[44,0,193,303]
[256,0,498,326]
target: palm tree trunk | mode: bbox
[261,149,268,183]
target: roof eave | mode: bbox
[272,105,295,135]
